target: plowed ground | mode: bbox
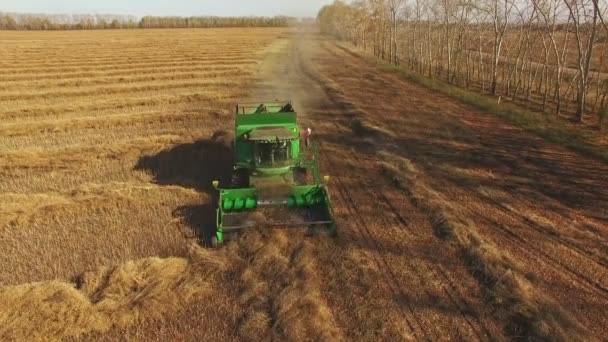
[1,29,607,341]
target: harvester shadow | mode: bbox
[135,131,232,192]
[134,130,233,244]
[174,204,217,243]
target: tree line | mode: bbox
[0,13,289,31]
[318,0,608,125]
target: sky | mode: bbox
[0,0,335,18]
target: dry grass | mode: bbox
[0,28,285,284]
[379,152,586,341]
[230,229,343,341]
[0,245,224,341]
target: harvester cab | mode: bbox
[210,101,336,247]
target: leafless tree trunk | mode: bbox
[564,0,600,122]
[478,0,516,96]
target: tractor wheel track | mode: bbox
[369,183,493,341]
[321,119,489,340]
[466,188,608,299]
[320,40,608,301]
[286,37,431,340]
[326,155,430,341]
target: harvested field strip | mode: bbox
[0,56,259,73]
[0,81,238,102]
[322,38,608,272]
[0,70,249,91]
[356,179,489,340]
[327,162,431,340]
[430,163,608,301]
[296,58,434,338]
[330,153,491,340]
[0,51,261,66]
[0,65,245,83]
[302,35,608,339]
[291,39,503,339]
[379,154,585,341]
[0,60,257,76]
[0,95,237,122]
[1,90,244,115]
[499,199,608,266]
[471,188,608,276]
[0,111,211,137]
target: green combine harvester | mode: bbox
[211,101,336,247]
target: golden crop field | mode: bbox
[0,28,297,340]
[0,28,285,284]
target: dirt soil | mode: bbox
[245,31,608,340]
[17,30,606,341]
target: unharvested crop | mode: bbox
[0,28,292,340]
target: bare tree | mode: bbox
[387,0,406,64]
[564,0,600,122]
[478,0,517,95]
[317,0,608,125]
[532,0,571,115]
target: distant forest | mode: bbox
[0,13,290,30]
[318,0,608,124]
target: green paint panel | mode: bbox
[236,112,296,127]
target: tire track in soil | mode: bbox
[293,37,499,339]
[427,162,608,301]
[287,42,433,339]
[478,191,608,285]
[358,176,492,341]
[414,114,608,301]
[356,186,472,341]
[329,167,429,340]
[461,187,608,299]
[322,115,491,340]
[449,119,608,269]
[330,163,430,341]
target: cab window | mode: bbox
[255,141,291,166]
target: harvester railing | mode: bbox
[236,101,292,115]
